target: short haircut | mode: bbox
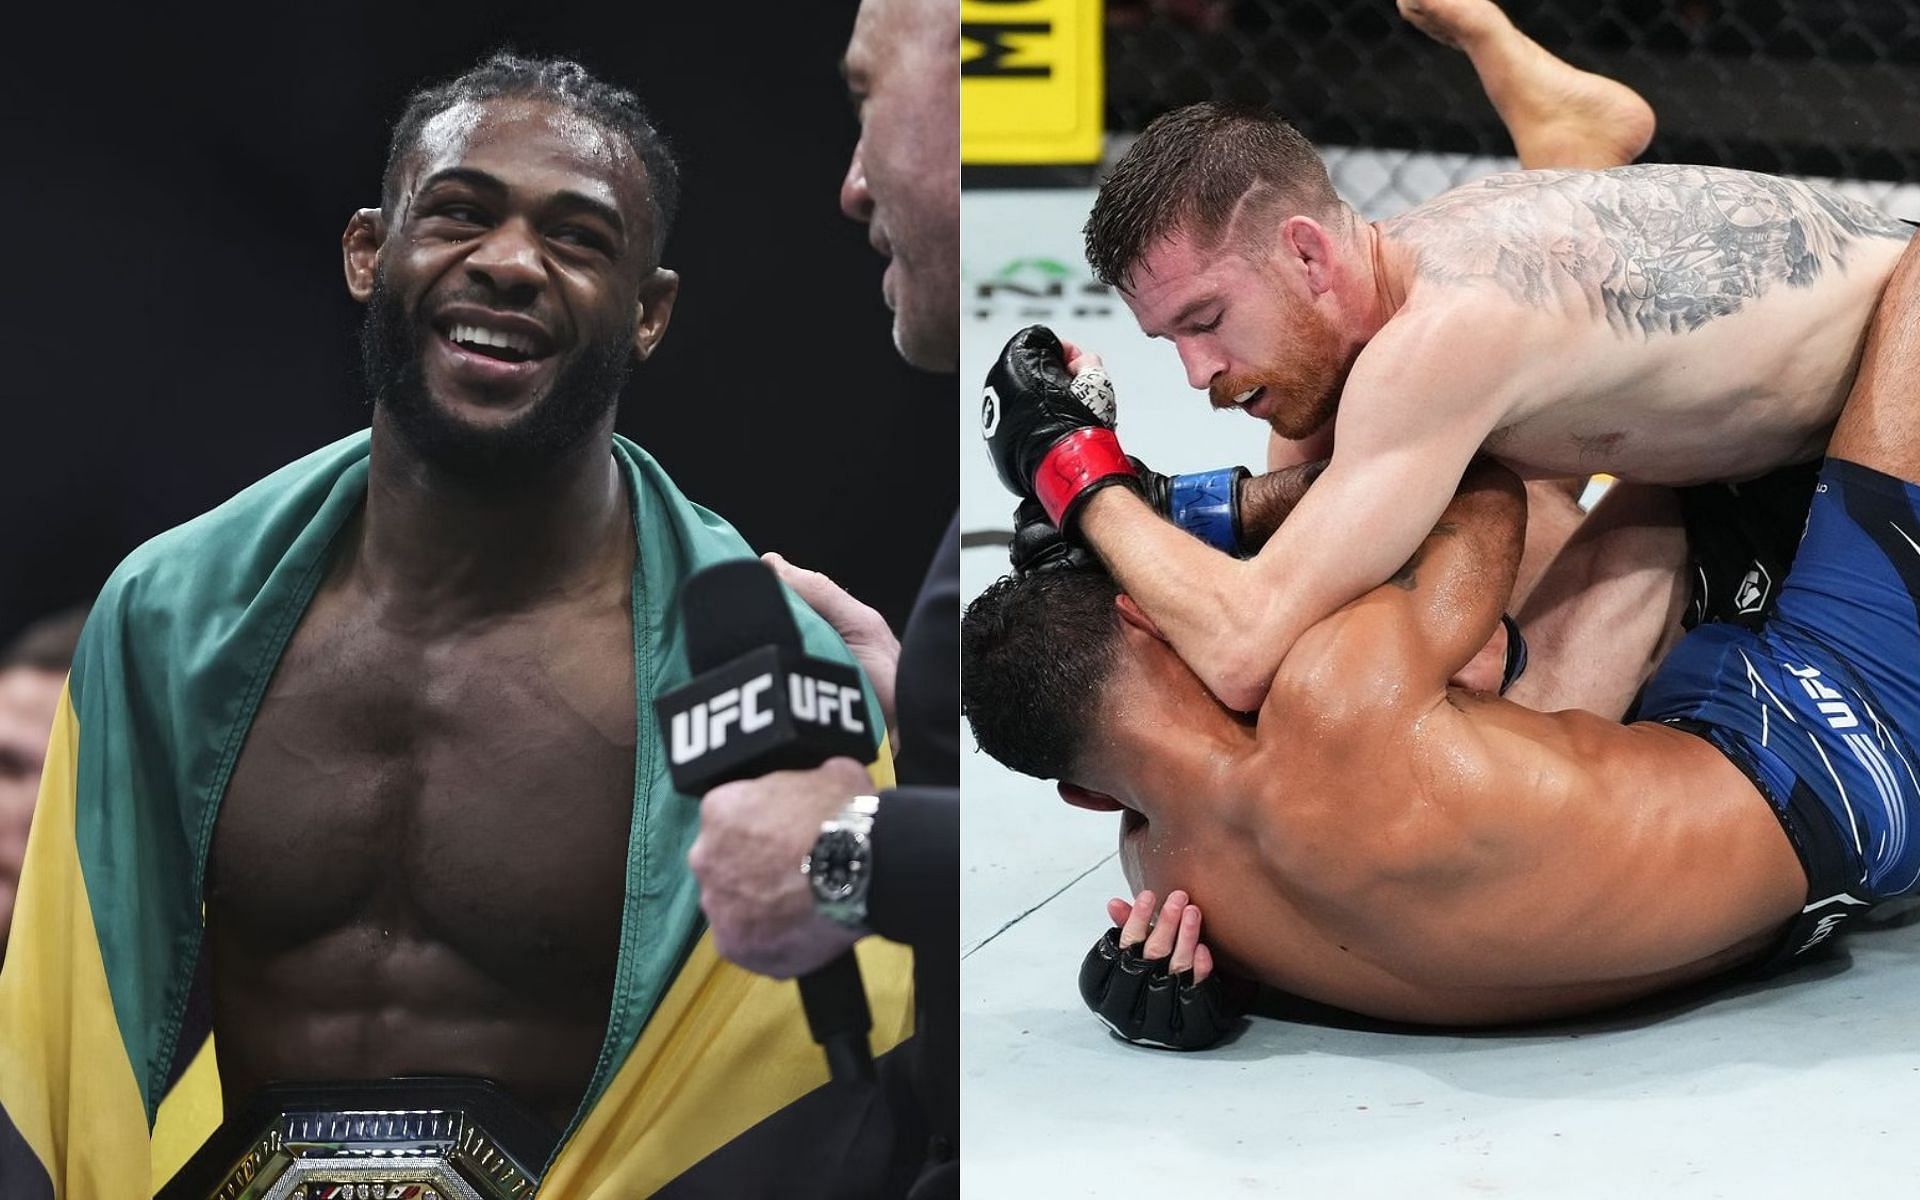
[1,606,88,674]
[1084,101,1339,289]
[382,52,682,260]
[961,566,1125,782]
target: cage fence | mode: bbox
[1105,0,1920,217]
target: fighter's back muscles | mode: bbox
[1388,166,1904,483]
[1200,461,1806,1024]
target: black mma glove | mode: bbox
[982,326,1141,534]
[1078,926,1242,1051]
[1009,499,1100,575]
[1128,456,1170,514]
[1499,613,1529,695]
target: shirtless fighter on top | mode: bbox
[963,221,1920,1042]
[982,0,1914,714]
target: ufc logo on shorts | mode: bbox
[1797,891,1869,955]
[1785,663,1859,730]
[1798,911,1851,953]
[670,675,776,763]
[790,675,866,735]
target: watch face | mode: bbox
[813,829,866,900]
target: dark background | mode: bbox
[1107,0,1920,194]
[0,1,955,644]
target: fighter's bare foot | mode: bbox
[1399,0,1505,49]
[1399,0,1656,170]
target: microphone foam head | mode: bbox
[682,558,805,671]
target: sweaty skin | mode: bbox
[1080,195,1920,1027]
[207,97,674,1134]
[1092,165,1912,711]
[1073,459,1807,1024]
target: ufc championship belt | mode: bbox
[157,1077,557,1200]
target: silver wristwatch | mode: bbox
[804,794,880,927]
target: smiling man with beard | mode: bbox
[0,53,914,1198]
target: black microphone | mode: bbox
[655,557,877,1083]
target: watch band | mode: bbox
[805,794,881,927]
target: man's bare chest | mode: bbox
[210,593,638,984]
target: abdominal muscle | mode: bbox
[207,915,614,1133]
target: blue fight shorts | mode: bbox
[1638,458,1920,970]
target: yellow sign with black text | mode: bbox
[961,0,1103,165]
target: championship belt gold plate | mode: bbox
[158,1078,556,1200]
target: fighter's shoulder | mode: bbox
[1390,165,1724,231]
[1384,170,1580,237]
[1401,164,1904,233]
[1352,292,1551,397]
[1265,608,1422,744]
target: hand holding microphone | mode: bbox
[663,557,883,1083]
[690,759,871,976]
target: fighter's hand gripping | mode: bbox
[1078,890,1242,1051]
[1008,498,1100,576]
[981,326,1141,534]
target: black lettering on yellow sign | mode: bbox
[962,22,1052,78]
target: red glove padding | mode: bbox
[982,326,1140,532]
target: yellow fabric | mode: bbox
[539,750,915,1197]
[149,1037,221,1193]
[870,734,897,789]
[2,711,911,1199]
[539,935,915,1197]
[0,688,151,1199]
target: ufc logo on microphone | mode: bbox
[791,675,866,734]
[670,674,776,763]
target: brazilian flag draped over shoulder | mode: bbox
[0,431,914,1197]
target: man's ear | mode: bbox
[343,208,385,303]
[631,268,680,362]
[1115,593,1168,643]
[1058,782,1126,812]
[1282,215,1336,297]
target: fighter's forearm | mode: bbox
[1236,460,1328,551]
[1079,487,1298,712]
[1082,470,1408,712]
[1390,458,1531,684]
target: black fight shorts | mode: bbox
[1677,459,1821,631]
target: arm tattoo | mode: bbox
[1391,165,1912,339]
[1388,521,1459,591]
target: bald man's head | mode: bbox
[841,0,960,372]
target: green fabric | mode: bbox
[65,429,879,1127]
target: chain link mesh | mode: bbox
[1106,0,1920,217]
